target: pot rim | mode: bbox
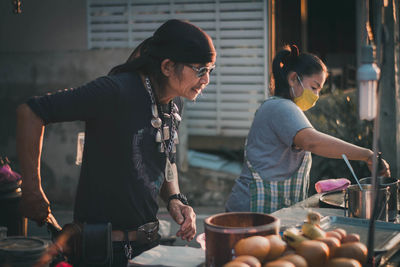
[204,212,280,234]
[347,184,389,191]
[359,176,399,186]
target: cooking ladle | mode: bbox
[342,154,363,191]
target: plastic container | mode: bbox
[204,212,280,267]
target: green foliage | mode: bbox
[305,89,374,195]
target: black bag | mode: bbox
[82,222,113,266]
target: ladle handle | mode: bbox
[342,154,363,191]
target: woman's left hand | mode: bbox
[168,200,197,241]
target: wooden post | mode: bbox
[177,99,189,172]
[378,0,399,177]
[356,0,369,69]
[300,0,308,52]
[268,0,276,73]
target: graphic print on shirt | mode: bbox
[132,128,164,199]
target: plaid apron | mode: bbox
[246,140,312,214]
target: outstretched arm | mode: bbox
[294,127,390,176]
[160,173,196,241]
[16,103,51,224]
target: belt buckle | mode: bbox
[137,221,159,243]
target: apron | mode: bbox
[245,140,312,214]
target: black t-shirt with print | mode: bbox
[27,72,182,230]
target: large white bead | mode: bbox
[172,112,181,122]
[155,130,162,142]
[151,117,162,128]
[163,126,170,140]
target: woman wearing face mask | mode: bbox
[225,44,391,213]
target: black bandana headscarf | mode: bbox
[109,19,216,75]
[148,19,216,63]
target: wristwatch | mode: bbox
[167,193,189,211]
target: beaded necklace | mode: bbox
[144,77,180,182]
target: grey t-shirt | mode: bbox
[242,97,313,181]
[225,97,313,211]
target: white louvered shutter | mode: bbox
[87,0,268,137]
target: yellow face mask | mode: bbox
[291,75,319,111]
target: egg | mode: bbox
[316,237,341,256]
[234,236,271,262]
[326,230,342,241]
[333,242,368,264]
[264,235,287,260]
[342,233,360,243]
[332,228,347,241]
[279,254,308,267]
[223,261,251,267]
[234,255,261,267]
[263,260,295,267]
[326,257,362,267]
[296,240,329,267]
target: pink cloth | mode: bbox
[0,164,21,185]
[315,178,351,193]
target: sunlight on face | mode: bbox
[167,62,215,101]
[296,71,327,96]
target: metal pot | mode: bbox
[345,184,390,221]
[204,212,279,267]
[359,177,399,221]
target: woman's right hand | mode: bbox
[367,155,391,177]
[378,157,391,177]
[20,187,51,225]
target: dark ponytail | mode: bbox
[107,36,168,91]
[108,37,157,75]
[270,44,327,99]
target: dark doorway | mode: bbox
[275,0,357,90]
[308,0,356,59]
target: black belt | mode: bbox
[111,221,159,244]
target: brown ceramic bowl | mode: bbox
[204,212,280,267]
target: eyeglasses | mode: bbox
[185,64,215,77]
